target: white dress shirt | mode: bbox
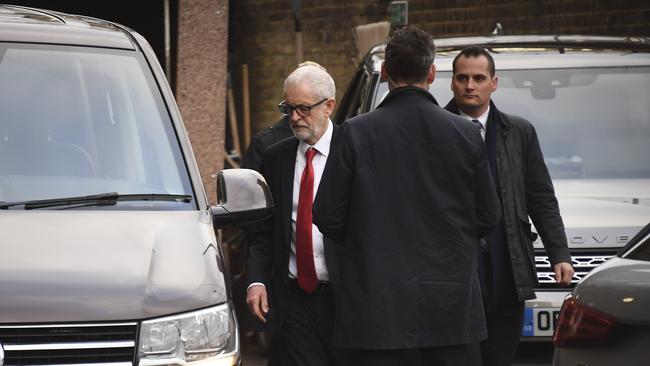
[459,105,490,140]
[289,120,333,281]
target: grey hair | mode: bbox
[283,65,336,100]
[296,60,327,71]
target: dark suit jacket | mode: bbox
[246,124,342,332]
[313,87,501,349]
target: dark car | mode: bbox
[0,5,271,366]
[553,222,650,366]
[336,34,650,344]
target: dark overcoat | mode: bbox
[445,99,571,301]
[313,87,501,349]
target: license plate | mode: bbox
[521,307,560,337]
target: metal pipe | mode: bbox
[163,0,171,79]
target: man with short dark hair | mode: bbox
[446,46,574,366]
[314,27,501,366]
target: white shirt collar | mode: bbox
[298,119,333,158]
[459,105,490,130]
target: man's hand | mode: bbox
[553,262,574,286]
[246,285,269,323]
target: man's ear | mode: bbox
[427,64,436,84]
[324,99,336,117]
[380,62,388,81]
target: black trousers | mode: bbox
[281,280,342,366]
[477,231,525,366]
[479,301,525,366]
[346,344,473,366]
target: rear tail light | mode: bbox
[553,295,617,346]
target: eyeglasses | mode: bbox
[278,98,328,117]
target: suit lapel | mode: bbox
[278,138,298,254]
[275,125,339,264]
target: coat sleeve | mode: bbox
[525,125,572,265]
[245,150,275,286]
[474,134,501,238]
[313,124,354,244]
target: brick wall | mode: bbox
[177,0,229,204]
[229,0,649,134]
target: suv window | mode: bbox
[336,68,370,122]
[0,43,193,209]
[376,66,650,180]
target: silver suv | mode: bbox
[336,34,650,343]
[0,5,271,366]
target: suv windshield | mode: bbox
[0,43,194,210]
[376,66,650,180]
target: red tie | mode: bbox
[296,147,319,293]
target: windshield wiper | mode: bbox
[0,192,192,210]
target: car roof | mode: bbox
[365,34,650,72]
[0,4,136,50]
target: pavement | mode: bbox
[240,332,270,366]
[239,338,554,366]
[241,352,266,366]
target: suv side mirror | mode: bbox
[212,169,273,229]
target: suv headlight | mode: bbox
[138,302,239,366]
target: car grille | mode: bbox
[0,323,137,366]
[535,254,614,286]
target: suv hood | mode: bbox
[556,179,650,206]
[0,210,226,323]
[533,179,650,248]
[555,179,650,228]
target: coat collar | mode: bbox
[377,86,439,109]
